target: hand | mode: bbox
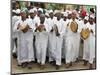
[35,23,38,28]
[91,29,93,33]
[22,28,28,33]
[22,25,29,33]
[17,23,21,29]
[50,28,53,32]
[67,22,69,26]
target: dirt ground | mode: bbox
[11,43,96,74]
[11,57,96,74]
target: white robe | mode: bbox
[28,15,40,30]
[74,19,84,59]
[46,17,57,32]
[12,15,21,53]
[64,19,80,63]
[53,18,65,36]
[62,20,69,58]
[48,31,63,65]
[12,15,21,38]
[53,18,65,59]
[17,30,34,64]
[14,18,35,64]
[35,17,50,32]
[83,22,95,64]
[35,31,48,65]
[46,17,56,57]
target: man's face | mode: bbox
[68,14,72,19]
[49,13,53,18]
[89,17,94,24]
[30,13,35,19]
[20,12,26,19]
[63,16,67,21]
[84,19,88,24]
[40,16,45,24]
[57,13,61,21]
[71,13,76,20]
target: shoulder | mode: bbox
[15,19,21,24]
[26,18,32,21]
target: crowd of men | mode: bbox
[12,5,96,70]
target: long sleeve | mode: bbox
[13,20,20,32]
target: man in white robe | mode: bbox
[12,9,21,58]
[46,10,56,59]
[35,14,48,69]
[64,11,81,68]
[54,12,65,37]
[62,12,69,59]
[48,12,63,69]
[13,11,35,69]
[47,10,56,32]
[48,25,63,70]
[79,16,89,65]
[82,15,95,69]
[71,11,81,62]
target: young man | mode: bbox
[48,12,63,69]
[13,10,35,69]
[47,10,56,32]
[28,8,37,31]
[54,12,65,37]
[35,14,48,69]
[48,24,63,70]
[81,16,89,65]
[62,12,68,59]
[82,15,95,69]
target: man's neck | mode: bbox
[31,16,34,19]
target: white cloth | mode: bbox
[28,15,40,29]
[12,15,21,53]
[38,8,43,13]
[13,18,34,32]
[17,30,34,64]
[36,17,50,32]
[46,17,56,32]
[53,18,65,37]
[62,20,69,58]
[83,22,95,64]
[64,19,80,63]
[29,9,35,13]
[15,9,21,14]
[14,19,35,64]
[35,31,48,65]
[27,18,36,32]
[12,16,21,38]
[48,31,63,65]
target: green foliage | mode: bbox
[47,3,66,10]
